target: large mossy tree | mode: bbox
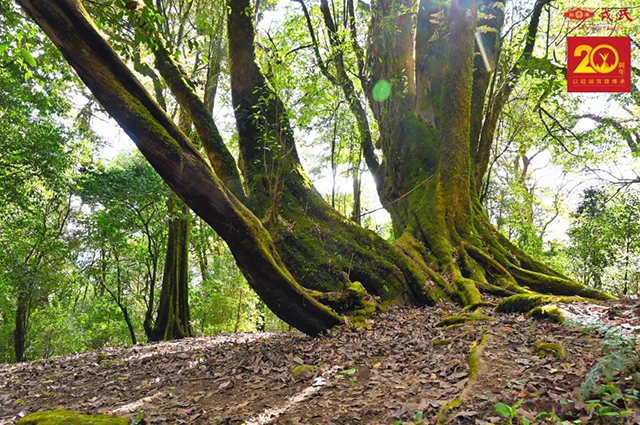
[17,0,611,335]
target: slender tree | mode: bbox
[149,197,193,340]
[17,0,611,335]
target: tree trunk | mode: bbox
[367,0,610,305]
[14,292,28,363]
[226,0,433,314]
[142,229,160,339]
[234,288,244,333]
[150,198,193,341]
[18,0,613,338]
[121,304,137,345]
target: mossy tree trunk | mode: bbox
[18,0,612,336]
[226,0,432,313]
[361,0,609,305]
[149,198,192,341]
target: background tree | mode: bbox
[0,21,89,361]
[568,188,640,295]
[77,152,170,341]
[149,196,193,340]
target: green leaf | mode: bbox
[0,42,10,55]
[20,49,36,68]
[494,402,512,418]
[335,367,358,379]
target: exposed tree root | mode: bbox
[436,312,491,327]
[463,301,497,311]
[436,332,491,424]
[17,410,128,425]
[308,281,379,321]
[466,333,491,385]
[495,293,587,313]
[534,340,565,358]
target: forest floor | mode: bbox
[1,299,640,425]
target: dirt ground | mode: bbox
[1,299,639,424]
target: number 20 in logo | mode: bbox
[567,37,631,93]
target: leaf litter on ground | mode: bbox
[1,298,639,424]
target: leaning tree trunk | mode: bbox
[18,0,612,337]
[17,0,343,336]
[150,198,193,341]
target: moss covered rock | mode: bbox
[528,305,565,323]
[18,410,128,425]
[534,341,565,358]
[291,364,317,379]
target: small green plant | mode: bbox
[533,411,580,424]
[585,382,635,419]
[494,399,530,425]
[132,410,145,425]
[335,367,358,388]
[334,367,357,379]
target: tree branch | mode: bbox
[294,0,383,185]
[474,0,551,188]
[579,113,639,154]
[124,0,247,202]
